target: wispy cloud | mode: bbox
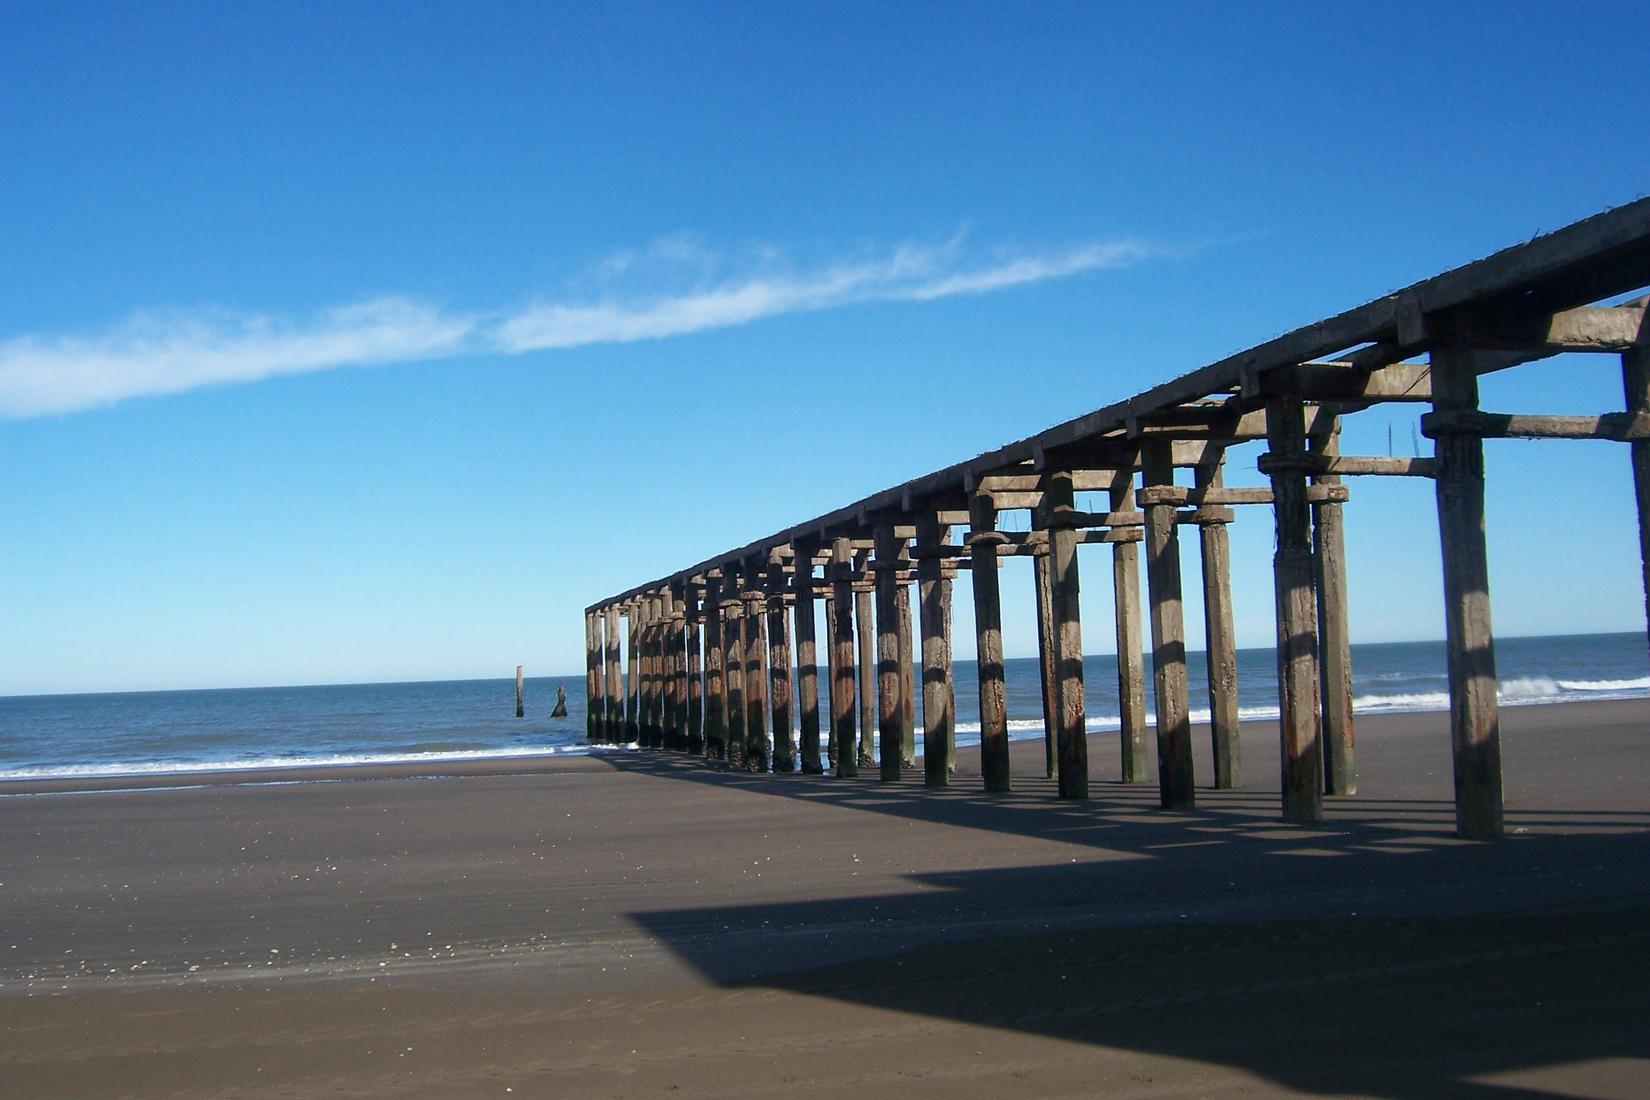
[0,233,1166,418]
[0,298,474,418]
[493,238,1156,352]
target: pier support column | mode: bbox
[637,606,651,746]
[874,524,908,781]
[585,611,600,741]
[649,594,666,749]
[661,589,680,750]
[767,558,795,773]
[673,590,693,752]
[917,512,955,787]
[1194,463,1241,789]
[1624,349,1650,665]
[617,606,627,745]
[1142,443,1194,809]
[794,539,824,774]
[897,580,916,769]
[723,573,746,768]
[634,602,650,747]
[702,575,726,760]
[635,601,650,747]
[970,493,1011,792]
[743,578,768,772]
[605,606,623,743]
[1265,396,1324,824]
[613,609,626,742]
[1312,425,1356,795]
[645,594,661,748]
[1111,473,1151,783]
[626,604,640,743]
[1042,471,1088,800]
[1033,546,1059,779]
[829,538,859,778]
[823,590,840,770]
[855,582,875,767]
[1431,343,1502,840]
[592,612,607,741]
[637,604,652,746]
[686,586,704,755]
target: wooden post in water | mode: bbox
[517,663,526,720]
[744,573,769,771]
[626,604,640,743]
[702,574,726,760]
[1042,470,1088,800]
[970,493,1011,792]
[1264,396,1324,824]
[767,557,795,773]
[723,571,746,768]
[855,583,875,767]
[917,511,955,786]
[605,605,622,742]
[1194,463,1241,789]
[1312,425,1355,795]
[794,538,824,774]
[896,579,917,769]
[584,612,599,741]
[1626,348,1650,662]
[1142,441,1194,810]
[874,524,906,782]
[1430,342,1502,840]
[829,538,859,778]
[1111,473,1150,783]
[1033,547,1058,779]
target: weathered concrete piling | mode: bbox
[585,200,1650,840]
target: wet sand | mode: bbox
[2,699,1648,1097]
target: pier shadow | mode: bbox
[603,740,1650,845]
[605,744,1650,1097]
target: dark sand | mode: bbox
[2,700,1648,1097]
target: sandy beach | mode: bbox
[2,699,1648,1098]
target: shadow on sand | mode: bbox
[607,747,1650,1098]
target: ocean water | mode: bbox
[0,633,1645,782]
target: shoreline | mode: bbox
[5,691,1649,796]
[0,747,621,796]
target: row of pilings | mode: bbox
[586,198,1650,840]
[584,441,1356,810]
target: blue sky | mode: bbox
[1,2,1647,694]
